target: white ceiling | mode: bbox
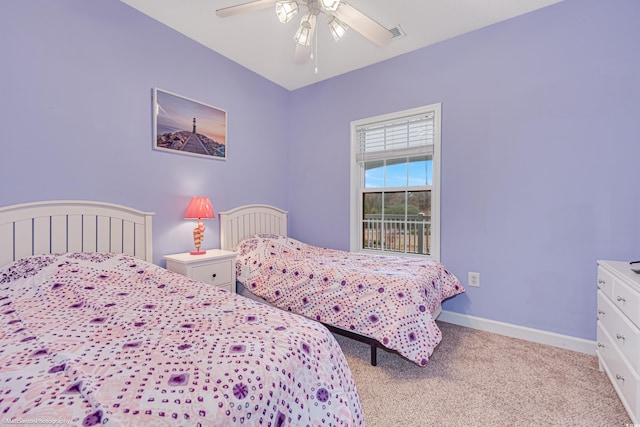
[120,0,562,91]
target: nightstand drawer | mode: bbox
[191,260,233,286]
[164,249,238,293]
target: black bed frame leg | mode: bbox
[370,343,377,366]
[323,322,381,366]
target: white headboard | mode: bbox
[219,204,288,251]
[0,200,155,267]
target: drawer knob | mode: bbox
[211,273,217,280]
[616,333,626,341]
[598,279,606,285]
[616,374,625,382]
[597,343,605,348]
[597,310,605,316]
[617,296,626,303]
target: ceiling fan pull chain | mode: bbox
[314,28,319,74]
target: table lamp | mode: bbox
[184,196,215,255]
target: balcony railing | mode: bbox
[362,214,431,255]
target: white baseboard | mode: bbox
[438,310,596,355]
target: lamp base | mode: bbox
[189,250,207,255]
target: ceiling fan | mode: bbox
[216,0,393,65]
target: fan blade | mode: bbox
[333,3,392,46]
[294,43,312,64]
[216,0,278,18]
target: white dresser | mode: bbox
[597,260,640,423]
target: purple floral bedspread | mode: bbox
[236,235,465,366]
[0,253,363,426]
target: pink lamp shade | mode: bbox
[184,196,215,255]
[184,196,215,220]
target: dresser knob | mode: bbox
[617,296,626,303]
[211,273,217,280]
[597,343,605,348]
[598,279,606,285]
[598,310,605,316]
[616,374,625,382]
[616,333,626,341]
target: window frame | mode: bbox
[349,103,442,261]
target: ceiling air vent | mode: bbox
[389,25,406,40]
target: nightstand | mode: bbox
[164,249,237,292]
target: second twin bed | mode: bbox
[219,204,465,367]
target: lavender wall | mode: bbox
[287,0,640,340]
[0,1,290,265]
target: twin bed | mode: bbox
[219,205,464,367]
[0,201,363,426]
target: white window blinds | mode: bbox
[356,111,435,163]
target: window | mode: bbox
[350,103,441,260]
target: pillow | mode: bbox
[236,234,307,258]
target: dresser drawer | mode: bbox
[613,278,640,328]
[598,290,640,367]
[191,259,233,287]
[597,266,614,299]
[598,322,640,418]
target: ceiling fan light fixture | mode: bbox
[327,15,348,41]
[320,0,341,12]
[294,12,316,46]
[276,1,299,23]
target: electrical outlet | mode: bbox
[468,272,480,287]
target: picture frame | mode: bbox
[153,87,227,160]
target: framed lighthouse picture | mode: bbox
[153,87,227,160]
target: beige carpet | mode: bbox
[334,321,631,427]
